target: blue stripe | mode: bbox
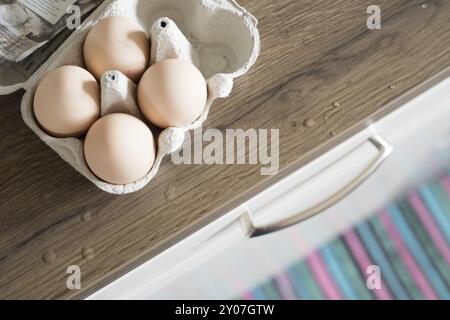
[388,204,450,299]
[320,245,358,299]
[286,265,311,299]
[419,185,450,244]
[251,287,266,300]
[356,221,409,299]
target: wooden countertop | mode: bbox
[1,0,450,299]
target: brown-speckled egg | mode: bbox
[84,113,156,185]
[83,16,150,83]
[137,59,207,128]
[33,65,100,138]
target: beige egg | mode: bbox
[84,113,156,185]
[33,65,100,138]
[83,16,150,83]
[138,59,207,128]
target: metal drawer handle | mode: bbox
[240,134,393,238]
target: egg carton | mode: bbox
[0,0,260,194]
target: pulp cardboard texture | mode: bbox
[1,0,260,194]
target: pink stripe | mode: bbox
[307,251,342,300]
[380,210,438,299]
[441,175,450,198]
[243,291,255,300]
[274,273,298,300]
[344,229,392,300]
[408,193,450,266]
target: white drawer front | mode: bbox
[89,74,450,300]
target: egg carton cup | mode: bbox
[13,0,260,194]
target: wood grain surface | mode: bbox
[1,0,450,299]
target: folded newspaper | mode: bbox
[0,0,101,80]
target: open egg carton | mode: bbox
[1,0,260,194]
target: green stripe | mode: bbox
[291,261,325,300]
[398,199,450,288]
[331,239,373,300]
[370,216,424,299]
[260,278,283,300]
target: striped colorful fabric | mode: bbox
[243,172,450,300]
